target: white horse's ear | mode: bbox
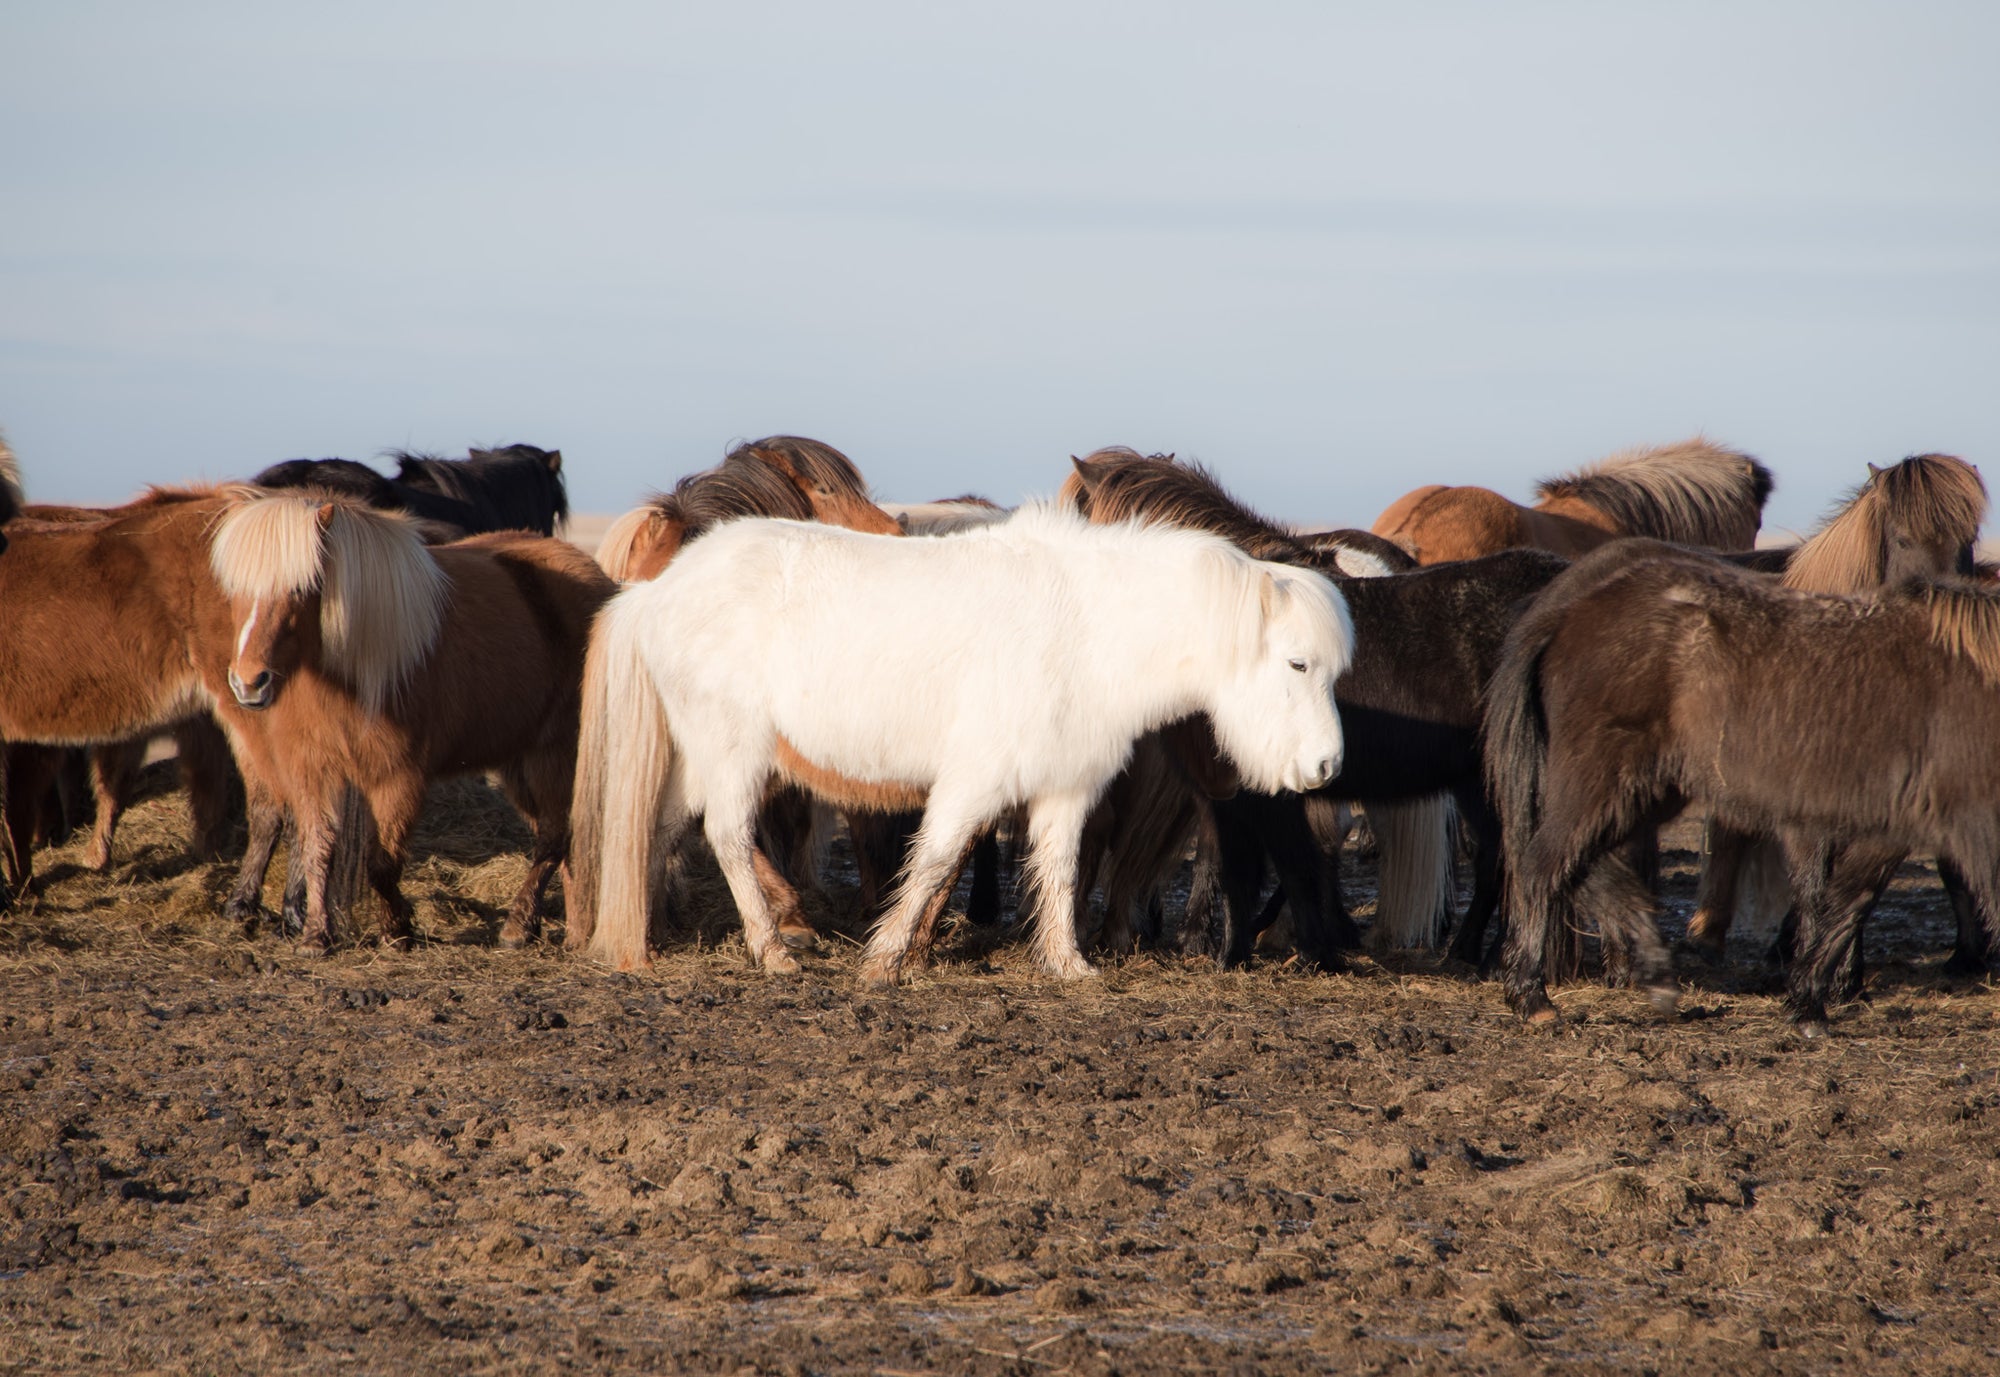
[1258,571,1281,618]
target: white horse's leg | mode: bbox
[703,785,801,976]
[1024,792,1099,981]
[857,800,992,988]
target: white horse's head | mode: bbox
[1207,564,1352,795]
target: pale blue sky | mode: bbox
[4,2,1995,534]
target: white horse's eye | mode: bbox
[1288,658,1308,673]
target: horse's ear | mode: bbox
[1867,462,1883,476]
[315,502,340,530]
[1258,570,1282,618]
[1069,456,1104,492]
[544,449,562,475]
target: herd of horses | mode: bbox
[0,429,1991,1035]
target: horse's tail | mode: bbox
[567,598,672,969]
[1367,794,1458,949]
[1479,578,1582,991]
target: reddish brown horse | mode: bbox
[208,493,616,950]
[0,488,248,906]
[1371,437,1772,564]
[596,435,900,582]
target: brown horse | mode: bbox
[208,493,616,950]
[1682,453,1988,961]
[0,488,252,906]
[1372,437,1772,564]
[596,435,901,582]
[1485,538,2000,1031]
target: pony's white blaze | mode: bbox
[235,599,261,658]
[569,504,1357,981]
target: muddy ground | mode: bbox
[1,769,1997,1375]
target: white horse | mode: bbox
[568,503,1354,985]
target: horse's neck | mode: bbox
[1065,547,1253,724]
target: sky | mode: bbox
[3,1,1996,536]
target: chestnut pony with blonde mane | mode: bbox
[1372,437,1772,564]
[568,505,1354,985]
[596,435,900,582]
[207,492,615,950]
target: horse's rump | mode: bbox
[1532,437,1772,550]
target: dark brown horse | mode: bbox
[596,435,900,582]
[1372,438,1772,564]
[1683,454,1988,962]
[208,493,616,950]
[1485,538,2000,1031]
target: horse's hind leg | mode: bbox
[1576,854,1677,1014]
[224,786,288,931]
[704,785,801,975]
[1444,785,1503,970]
[857,798,998,988]
[1683,820,1751,960]
[359,778,424,949]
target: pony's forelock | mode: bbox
[212,494,448,714]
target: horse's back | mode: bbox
[1372,485,1532,564]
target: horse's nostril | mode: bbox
[250,671,272,692]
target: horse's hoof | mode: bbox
[777,924,821,952]
[1677,936,1726,965]
[296,936,333,959]
[1519,1001,1561,1028]
[762,948,802,975]
[498,921,533,950]
[1796,1019,1830,1042]
[1049,957,1099,982]
[1647,984,1680,1017]
[1943,950,1992,978]
[856,959,901,990]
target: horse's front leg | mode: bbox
[223,784,287,931]
[362,777,424,950]
[857,797,995,988]
[1684,819,1752,960]
[1783,836,1901,1034]
[1021,791,1098,982]
[290,800,341,955]
[1939,858,1996,975]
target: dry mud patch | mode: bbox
[0,778,1997,1374]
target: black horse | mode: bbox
[253,444,567,538]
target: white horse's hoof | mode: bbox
[1050,957,1099,982]
[761,948,802,975]
[856,958,901,990]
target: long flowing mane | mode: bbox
[1067,448,1317,564]
[1783,453,1986,594]
[209,494,449,714]
[1534,437,1773,548]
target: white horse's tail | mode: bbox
[1366,794,1458,949]
[567,605,672,969]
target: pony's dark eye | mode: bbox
[1288,659,1308,673]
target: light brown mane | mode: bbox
[1784,453,1986,595]
[1916,581,2000,687]
[1534,437,1773,549]
[209,493,448,714]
